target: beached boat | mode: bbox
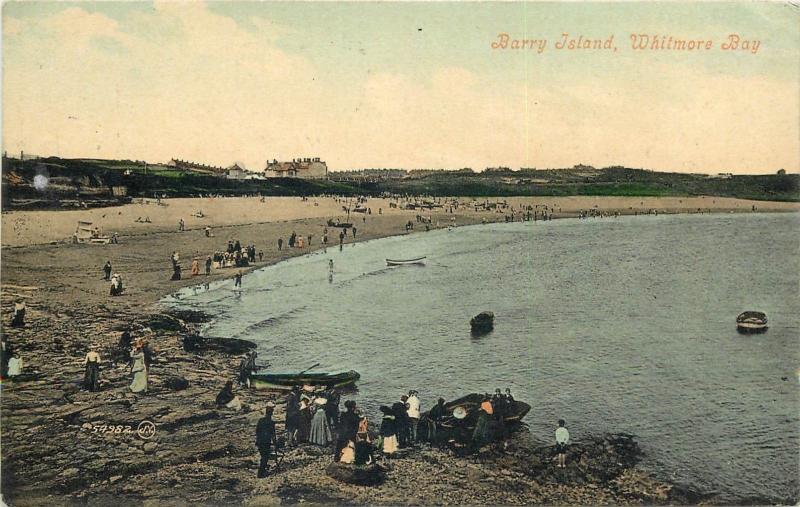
[736,311,768,334]
[248,370,360,390]
[419,393,530,443]
[327,219,353,228]
[436,393,530,428]
[386,257,426,266]
[470,311,494,333]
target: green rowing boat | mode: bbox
[248,370,360,390]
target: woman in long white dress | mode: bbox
[129,343,148,393]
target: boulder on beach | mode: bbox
[163,375,189,391]
[182,334,256,355]
[325,462,386,486]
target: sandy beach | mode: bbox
[1,196,796,505]
[2,195,797,248]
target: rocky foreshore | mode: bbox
[1,209,719,505]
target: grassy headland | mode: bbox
[2,157,798,211]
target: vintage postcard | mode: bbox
[1,2,798,506]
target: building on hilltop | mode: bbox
[263,158,327,179]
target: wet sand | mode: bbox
[1,196,794,505]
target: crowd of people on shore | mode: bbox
[247,384,569,479]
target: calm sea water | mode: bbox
[166,213,799,503]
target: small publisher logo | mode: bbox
[137,420,156,440]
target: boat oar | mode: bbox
[298,362,321,375]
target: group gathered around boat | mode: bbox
[246,379,538,478]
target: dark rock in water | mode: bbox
[183,334,256,355]
[163,375,189,391]
[470,311,495,336]
[147,314,185,332]
[164,309,212,324]
[511,433,644,485]
[325,462,386,486]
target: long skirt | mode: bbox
[383,435,398,454]
[84,362,100,391]
[310,412,333,446]
[130,368,148,393]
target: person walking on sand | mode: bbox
[103,261,112,281]
[83,346,101,392]
[255,403,278,478]
[205,256,212,275]
[555,419,570,468]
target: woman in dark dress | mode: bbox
[296,397,312,443]
[354,416,374,465]
[379,406,398,455]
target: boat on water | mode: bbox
[386,256,426,266]
[470,311,494,333]
[736,311,768,334]
[248,370,360,390]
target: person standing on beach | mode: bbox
[10,300,26,327]
[379,406,398,455]
[129,341,148,393]
[309,401,333,446]
[407,390,420,444]
[427,397,446,446]
[234,271,243,288]
[205,256,212,275]
[278,238,283,251]
[191,259,200,277]
[288,232,296,248]
[555,419,570,468]
[178,218,185,231]
[83,346,101,392]
[285,386,301,446]
[352,227,357,238]
[103,261,112,281]
[255,404,278,478]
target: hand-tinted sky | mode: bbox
[3,2,798,173]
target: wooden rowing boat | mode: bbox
[248,370,360,390]
[386,256,426,266]
[736,311,768,334]
[419,393,531,444]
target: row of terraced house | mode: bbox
[167,157,328,180]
